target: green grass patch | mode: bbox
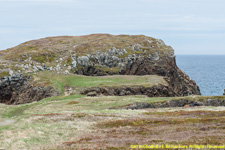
[21,45,39,52]
[0,71,9,78]
[41,95,85,102]
[95,66,120,75]
[0,125,10,133]
[1,95,84,118]
[32,72,166,94]
[2,104,31,118]
[32,53,56,63]
[67,101,79,105]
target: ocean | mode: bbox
[176,55,225,96]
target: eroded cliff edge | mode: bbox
[0,74,59,105]
[0,34,201,104]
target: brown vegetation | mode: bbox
[56,110,225,149]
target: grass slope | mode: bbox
[0,95,225,150]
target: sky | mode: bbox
[0,0,225,54]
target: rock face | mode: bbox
[80,85,176,97]
[0,74,59,105]
[75,52,200,96]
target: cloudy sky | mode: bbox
[0,0,225,54]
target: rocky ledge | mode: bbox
[0,74,59,105]
[116,99,225,110]
[80,85,176,97]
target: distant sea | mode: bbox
[176,55,225,96]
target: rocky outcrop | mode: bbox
[74,49,200,96]
[117,99,225,110]
[0,74,59,105]
[80,85,176,97]
[0,34,201,97]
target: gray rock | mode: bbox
[67,66,72,70]
[0,74,59,105]
[64,70,69,75]
[87,91,98,97]
[77,56,89,67]
[9,70,14,76]
[33,65,38,71]
[126,102,151,110]
[36,65,44,71]
[156,39,165,45]
[56,64,61,71]
[72,61,77,68]
[152,52,159,61]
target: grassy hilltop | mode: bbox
[0,34,173,61]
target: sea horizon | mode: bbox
[176,55,225,96]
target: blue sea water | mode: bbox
[176,55,225,96]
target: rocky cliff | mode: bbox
[0,74,59,105]
[0,34,201,104]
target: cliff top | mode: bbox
[0,34,174,62]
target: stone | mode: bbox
[24,64,29,70]
[36,65,44,71]
[9,70,14,76]
[64,70,69,74]
[125,102,151,110]
[72,61,77,68]
[77,56,89,67]
[56,64,61,71]
[67,66,72,70]
[87,91,98,97]
[33,65,38,71]
[152,52,159,61]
